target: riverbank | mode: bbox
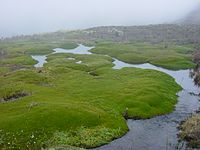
[94,56,200,150]
[179,113,200,148]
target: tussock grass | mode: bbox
[179,114,200,148]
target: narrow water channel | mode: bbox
[31,44,200,150]
[96,60,200,150]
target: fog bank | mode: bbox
[0,0,200,37]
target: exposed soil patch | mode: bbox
[0,91,30,102]
[88,71,99,76]
[10,65,25,71]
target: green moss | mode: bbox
[0,40,189,149]
[0,66,10,75]
[0,52,181,149]
[49,126,122,148]
[0,41,78,75]
[91,42,195,70]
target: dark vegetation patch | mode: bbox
[190,47,200,86]
[88,70,99,76]
[179,113,200,148]
[0,91,30,102]
[182,55,200,149]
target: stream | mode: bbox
[31,44,200,150]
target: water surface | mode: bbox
[53,44,93,54]
[31,55,47,68]
[31,44,93,67]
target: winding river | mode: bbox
[31,44,200,150]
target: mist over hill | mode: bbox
[181,4,200,24]
[2,24,200,45]
[1,1,200,44]
[1,0,200,37]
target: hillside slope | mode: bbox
[181,5,200,25]
[2,24,200,45]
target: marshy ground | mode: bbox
[0,35,198,149]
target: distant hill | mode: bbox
[82,24,200,44]
[0,24,200,44]
[2,24,200,45]
[181,5,200,24]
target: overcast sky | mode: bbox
[0,0,200,37]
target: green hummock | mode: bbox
[0,41,191,149]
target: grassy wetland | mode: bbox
[91,42,195,70]
[1,0,200,148]
[0,32,198,149]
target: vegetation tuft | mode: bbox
[179,114,200,148]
